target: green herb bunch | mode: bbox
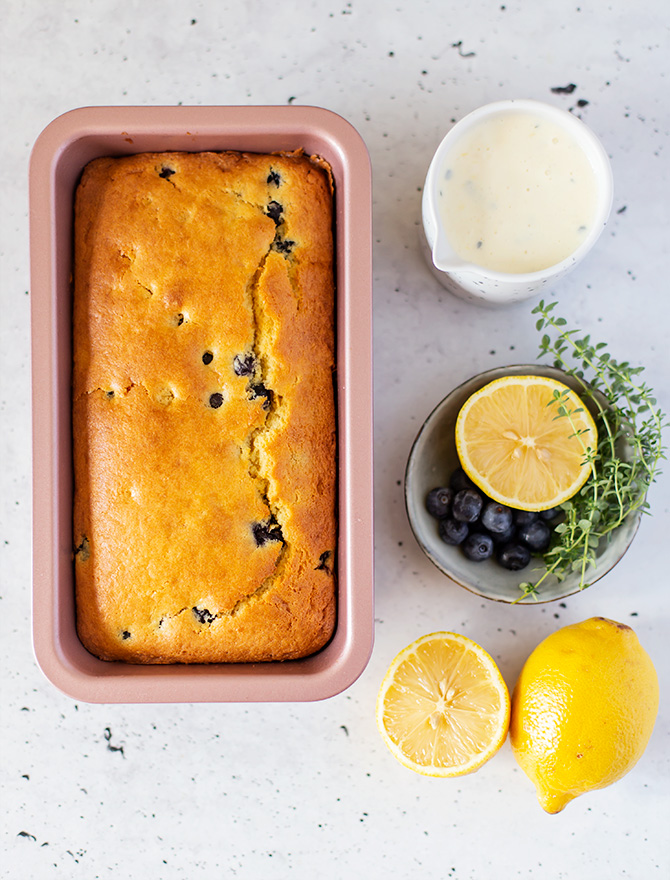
[518,300,667,600]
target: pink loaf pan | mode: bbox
[29,105,373,703]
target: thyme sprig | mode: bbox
[517,300,667,600]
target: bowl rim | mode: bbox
[29,104,374,702]
[404,363,641,604]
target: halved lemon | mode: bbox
[376,632,510,777]
[455,375,597,511]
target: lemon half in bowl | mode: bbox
[455,374,597,512]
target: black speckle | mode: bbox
[159,166,176,179]
[316,550,334,574]
[121,630,131,640]
[252,520,284,546]
[192,607,216,624]
[209,392,224,409]
[176,313,185,326]
[233,353,256,376]
[576,98,589,108]
[249,383,273,409]
[22,774,29,780]
[551,83,577,94]
[267,170,281,186]
[630,611,638,616]
[266,201,283,224]
[451,40,476,57]
[617,205,627,215]
[105,390,114,399]
[476,240,483,249]
[103,727,125,757]
[202,351,214,365]
[190,18,197,25]
[287,96,296,104]
[340,725,349,736]
[17,831,37,841]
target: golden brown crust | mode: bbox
[73,151,336,662]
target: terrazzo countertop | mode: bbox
[2,1,668,878]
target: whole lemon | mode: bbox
[510,617,659,813]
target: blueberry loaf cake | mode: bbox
[72,150,336,662]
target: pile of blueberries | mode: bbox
[425,468,562,571]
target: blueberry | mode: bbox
[449,467,475,493]
[438,517,469,545]
[517,519,552,552]
[209,392,224,409]
[452,488,483,523]
[514,510,538,527]
[481,501,513,535]
[266,200,283,224]
[192,607,216,624]
[540,506,562,521]
[272,237,295,255]
[202,351,214,365]
[159,166,175,179]
[425,487,453,519]
[497,542,531,571]
[233,353,256,376]
[488,522,516,545]
[316,550,333,573]
[74,535,90,561]
[267,170,281,186]
[462,532,494,562]
[252,520,284,546]
[249,382,274,410]
[121,630,131,640]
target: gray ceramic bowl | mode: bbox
[405,364,641,604]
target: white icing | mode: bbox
[437,111,599,274]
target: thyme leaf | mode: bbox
[517,300,668,599]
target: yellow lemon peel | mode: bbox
[510,617,659,813]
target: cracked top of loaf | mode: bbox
[72,150,336,662]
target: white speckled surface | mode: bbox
[2,1,668,878]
